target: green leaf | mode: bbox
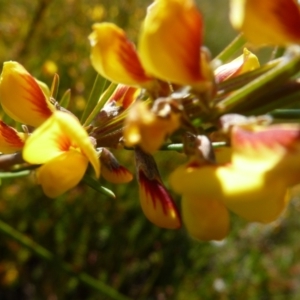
[50,73,60,99]
[83,82,118,127]
[82,174,115,199]
[213,34,246,63]
[216,46,300,115]
[81,74,108,124]
[59,89,71,108]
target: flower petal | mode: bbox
[138,169,181,229]
[139,0,204,85]
[219,167,290,223]
[136,147,181,229]
[230,0,300,45]
[23,111,100,177]
[231,124,300,182]
[0,61,54,127]
[89,23,153,87]
[36,150,88,198]
[170,158,289,223]
[0,120,25,153]
[182,195,230,241]
[214,48,260,83]
[100,148,133,184]
[106,84,139,110]
[124,101,181,153]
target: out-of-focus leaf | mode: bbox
[82,174,115,199]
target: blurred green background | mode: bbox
[1,0,300,299]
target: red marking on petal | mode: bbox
[233,125,300,151]
[55,133,72,151]
[0,121,24,147]
[273,0,300,41]
[139,170,180,217]
[108,85,138,109]
[21,74,53,118]
[117,39,152,83]
[180,9,203,80]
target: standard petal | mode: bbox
[0,61,54,127]
[230,0,300,45]
[89,23,153,87]
[182,195,230,241]
[231,124,300,181]
[23,111,100,177]
[139,0,204,85]
[0,120,25,153]
[36,150,88,198]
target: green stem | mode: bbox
[216,47,300,115]
[0,219,130,300]
[269,109,300,120]
[0,170,30,179]
[159,142,227,151]
[213,34,246,63]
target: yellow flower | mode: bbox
[230,0,300,45]
[169,123,300,241]
[0,120,26,154]
[89,23,154,88]
[138,0,206,88]
[124,100,181,154]
[0,61,54,127]
[214,48,260,83]
[22,111,100,198]
[135,147,181,229]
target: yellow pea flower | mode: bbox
[138,0,206,88]
[169,123,300,241]
[230,0,300,45]
[124,100,181,154]
[214,48,260,83]
[22,111,100,198]
[0,120,26,154]
[89,23,154,88]
[0,61,54,127]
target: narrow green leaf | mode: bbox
[59,89,71,108]
[81,74,108,124]
[213,34,246,64]
[216,47,300,115]
[83,82,118,127]
[50,73,60,99]
[83,174,116,199]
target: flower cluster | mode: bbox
[1,0,300,241]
